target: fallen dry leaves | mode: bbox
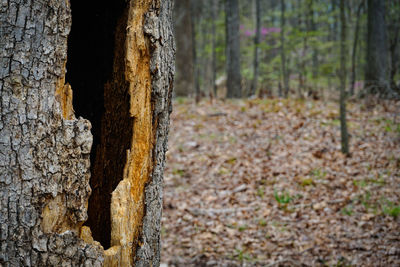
[161,98,400,266]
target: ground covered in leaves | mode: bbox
[161,98,400,266]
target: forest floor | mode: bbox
[160,98,400,267]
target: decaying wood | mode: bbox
[0,0,174,266]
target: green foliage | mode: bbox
[256,186,265,198]
[381,200,400,218]
[341,205,353,216]
[238,224,248,232]
[300,177,314,187]
[310,168,327,179]
[258,218,267,227]
[172,168,186,177]
[234,249,253,262]
[274,189,292,205]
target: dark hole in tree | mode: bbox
[65,0,132,249]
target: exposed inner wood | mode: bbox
[62,0,154,265]
[55,62,74,120]
[105,0,154,264]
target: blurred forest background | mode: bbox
[161,0,400,266]
[174,0,400,101]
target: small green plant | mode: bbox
[274,190,292,207]
[300,177,314,187]
[359,191,371,211]
[381,118,400,134]
[258,218,267,227]
[341,205,353,216]
[369,175,385,185]
[226,157,237,164]
[238,224,248,232]
[256,186,265,198]
[353,179,367,188]
[310,168,327,179]
[382,200,400,218]
[172,168,185,177]
[234,249,254,262]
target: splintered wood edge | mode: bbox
[53,1,154,266]
[105,0,154,265]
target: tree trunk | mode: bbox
[309,0,319,81]
[280,0,290,98]
[340,0,349,155]
[190,0,201,103]
[332,0,338,41]
[225,0,242,98]
[174,0,194,97]
[388,0,400,94]
[364,0,389,96]
[249,0,261,97]
[0,0,174,266]
[211,0,218,98]
[350,0,364,96]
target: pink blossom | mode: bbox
[244,30,255,37]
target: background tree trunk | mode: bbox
[174,0,194,97]
[280,0,289,98]
[364,0,389,96]
[211,0,218,98]
[350,0,364,96]
[340,0,349,155]
[190,0,201,103]
[225,0,242,98]
[249,0,261,97]
[0,0,174,266]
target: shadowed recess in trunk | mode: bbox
[65,0,132,249]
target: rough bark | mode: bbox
[364,0,389,96]
[0,0,174,266]
[173,0,194,97]
[225,0,241,98]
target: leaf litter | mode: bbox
[161,98,400,266]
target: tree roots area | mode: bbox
[161,98,400,266]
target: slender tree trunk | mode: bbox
[250,0,261,97]
[350,0,364,96]
[332,0,338,41]
[0,1,174,266]
[310,0,319,81]
[174,0,194,97]
[390,30,399,92]
[364,0,389,96]
[388,1,400,93]
[280,0,289,98]
[225,0,242,98]
[191,0,201,103]
[211,0,218,98]
[340,0,349,155]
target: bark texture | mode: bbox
[225,0,241,98]
[0,0,174,266]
